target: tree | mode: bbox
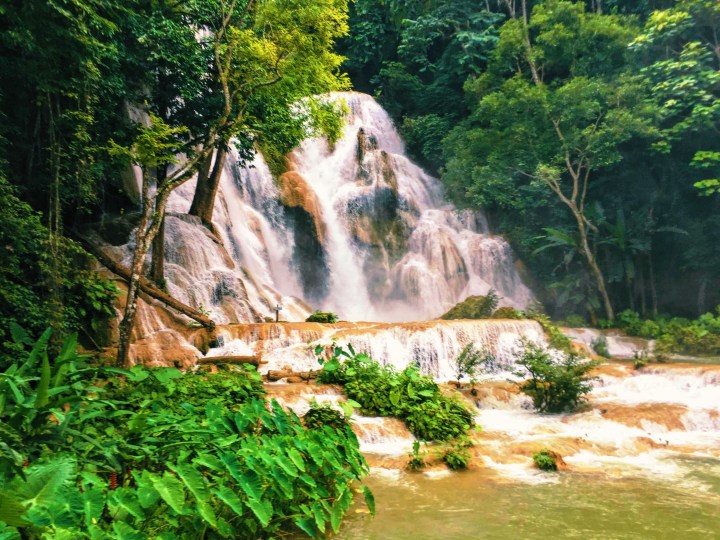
[443,0,658,321]
[113,0,350,367]
[631,0,720,195]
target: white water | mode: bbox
[109,92,532,343]
[291,93,532,321]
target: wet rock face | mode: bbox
[284,205,330,302]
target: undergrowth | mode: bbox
[0,328,373,539]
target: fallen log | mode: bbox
[266,370,318,382]
[80,237,215,330]
[198,355,260,366]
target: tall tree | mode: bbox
[113,0,350,367]
[443,0,657,320]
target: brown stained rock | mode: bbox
[278,171,325,244]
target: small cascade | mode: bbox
[473,361,720,479]
[207,319,545,381]
[563,327,654,358]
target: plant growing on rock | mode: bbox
[306,310,339,323]
[452,342,494,387]
[407,441,428,471]
[441,291,499,320]
[533,450,560,471]
[514,341,598,413]
[440,436,473,471]
[317,344,476,442]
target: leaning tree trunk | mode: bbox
[150,166,168,287]
[189,147,226,226]
[575,213,615,321]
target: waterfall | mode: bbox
[110,91,531,333]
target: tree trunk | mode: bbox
[117,181,154,367]
[150,166,168,287]
[575,212,614,320]
[638,256,647,317]
[80,239,215,330]
[189,147,226,226]
[648,252,658,317]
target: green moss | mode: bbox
[441,291,499,320]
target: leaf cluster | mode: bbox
[514,341,598,413]
[317,345,475,441]
[0,329,372,538]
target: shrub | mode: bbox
[407,441,427,471]
[317,345,475,442]
[452,342,493,384]
[533,450,558,471]
[557,314,586,327]
[306,310,338,323]
[0,329,373,538]
[492,306,523,319]
[514,341,598,413]
[303,401,351,431]
[591,336,609,358]
[441,437,473,470]
[532,313,573,352]
[441,291,499,320]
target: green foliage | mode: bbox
[0,329,371,538]
[532,313,573,353]
[609,307,720,355]
[514,341,598,413]
[318,345,475,441]
[492,306,523,319]
[406,441,427,471]
[591,336,610,358]
[452,343,493,383]
[441,291,499,320]
[533,450,559,471]
[303,401,351,431]
[306,311,339,324]
[440,437,473,471]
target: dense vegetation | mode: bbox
[0,330,372,538]
[514,341,597,412]
[318,345,475,442]
[0,0,350,365]
[341,0,720,323]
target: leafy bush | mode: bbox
[607,307,720,356]
[452,342,493,384]
[514,341,598,413]
[318,345,475,442]
[441,291,499,320]
[303,401,350,431]
[306,310,339,323]
[556,314,586,327]
[533,450,558,471]
[591,336,610,358]
[406,441,427,471]
[491,306,523,319]
[440,437,473,471]
[532,313,573,352]
[0,329,373,538]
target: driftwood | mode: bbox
[198,355,260,366]
[266,370,318,382]
[81,238,215,330]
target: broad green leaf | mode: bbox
[214,486,246,517]
[149,472,186,515]
[0,491,26,527]
[82,486,106,528]
[287,448,306,473]
[111,521,146,540]
[362,485,375,515]
[246,498,273,527]
[108,489,145,520]
[169,463,216,526]
[294,516,317,538]
[238,470,264,501]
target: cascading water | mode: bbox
[290,92,532,321]
[107,91,532,339]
